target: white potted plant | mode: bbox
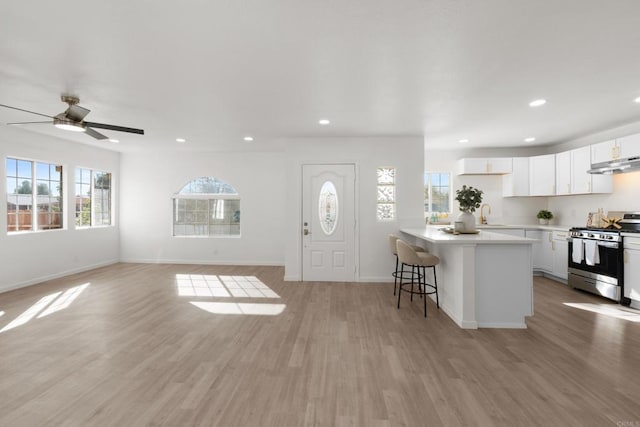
[455,185,483,232]
[537,209,553,225]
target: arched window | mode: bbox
[173,177,240,237]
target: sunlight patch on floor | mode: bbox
[175,274,280,298]
[0,283,90,333]
[37,283,90,318]
[563,302,640,322]
[190,301,286,316]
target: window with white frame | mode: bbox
[376,167,396,221]
[6,157,63,232]
[173,177,240,237]
[424,172,451,220]
[75,168,112,227]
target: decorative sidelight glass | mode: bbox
[318,181,338,235]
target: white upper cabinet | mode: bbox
[529,154,556,196]
[457,158,512,175]
[555,151,572,195]
[591,135,640,163]
[591,139,619,163]
[502,157,529,197]
[616,133,640,159]
[571,145,612,194]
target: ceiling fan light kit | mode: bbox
[53,117,86,132]
[1,94,144,140]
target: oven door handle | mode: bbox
[595,241,619,248]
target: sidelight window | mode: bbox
[376,167,396,221]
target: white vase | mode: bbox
[458,211,476,232]
[539,218,549,225]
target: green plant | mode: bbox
[455,185,483,213]
[537,209,553,220]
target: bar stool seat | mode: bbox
[389,234,424,296]
[396,239,440,317]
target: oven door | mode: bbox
[568,238,621,280]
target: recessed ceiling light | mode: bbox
[524,137,536,143]
[243,136,254,142]
[458,139,469,144]
[109,139,119,143]
[176,138,186,143]
[529,99,547,107]
[318,119,330,125]
[634,96,640,103]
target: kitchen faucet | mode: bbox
[480,204,491,224]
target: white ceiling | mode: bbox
[2,1,640,152]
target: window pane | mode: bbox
[17,160,32,179]
[173,180,241,237]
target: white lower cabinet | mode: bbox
[624,236,640,307]
[551,231,569,280]
[526,229,568,280]
[526,230,552,272]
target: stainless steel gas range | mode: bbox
[568,212,640,302]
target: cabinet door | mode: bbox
[555,151,572,195]
[552,231,569,280]
[529,154,556,196]
[502,157,529,197]
[624,237,640,301]
[487,158,513,174]
[591,139,618,163]
[618,133,640,159]
[571,146,591,194]
[458,158,512,175]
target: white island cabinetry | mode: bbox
[400,227,534,329]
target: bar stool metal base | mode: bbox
[397,262,439,317]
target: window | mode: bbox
[377,167,396,221]
[6,157,63,232]
[173,177,240,237]
[75,168,112,227]
[424,172,451,220]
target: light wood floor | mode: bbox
[1,264,639,426]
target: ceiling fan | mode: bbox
[0,95,144,140]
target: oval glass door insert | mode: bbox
[319,181,339,235]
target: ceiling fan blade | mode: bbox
[6,121,53,125]
[85,127,109,140]
[65,104,91,122]
[0,103,53,119]
[84,121,144,135]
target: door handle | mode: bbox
[303,229,310,236]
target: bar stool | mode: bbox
[388,234,425,296]
[396,239,440,318]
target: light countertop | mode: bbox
[401,227,537,245]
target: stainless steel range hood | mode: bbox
[588,156,640,174]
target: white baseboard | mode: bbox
[118,258,284,267]
[284,275,300,282]
[0,259,119,294]
[357,276,394,283]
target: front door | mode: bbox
[302,164,356,281]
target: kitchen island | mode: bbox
[400,227,536,329]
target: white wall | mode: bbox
[0,127,120,292]
[119,150,286,265]
[284,137,425,282]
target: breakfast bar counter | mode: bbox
[400,227,536,329]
